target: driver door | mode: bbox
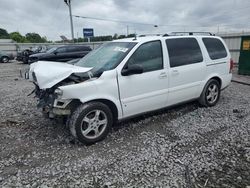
[117,40,168,118]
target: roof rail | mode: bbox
[164,32,215,36]
[139,34,162,37]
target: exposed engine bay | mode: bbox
[27,61,95,117]
[32,72,89,107]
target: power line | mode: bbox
[73,15,159,27]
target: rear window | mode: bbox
[202,38,227,60]
[166,38,203,67]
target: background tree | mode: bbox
[127,34,136,38]
[25,33,47,43]
[0,28,10,39]
[113,33,118,40]
[118,35,126,39]
[9,32,27,43]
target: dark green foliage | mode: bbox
[0,28,9,39]
[25,33,47,43]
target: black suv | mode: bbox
[28,45,92,64]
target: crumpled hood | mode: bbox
[29,61,92,89]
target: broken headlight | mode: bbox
[54,88,63,98]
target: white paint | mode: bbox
[29,35,232,120]
[29,61,92,89]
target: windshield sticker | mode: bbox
[113,47,129,53]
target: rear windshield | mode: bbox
[202,38,227,60]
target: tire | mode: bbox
[1,56,9,63]
[67,102,113,144]
[23,57,29,64]
[199,79,221,107]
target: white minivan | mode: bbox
[28,32,233,144]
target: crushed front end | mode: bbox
[32,84,71,118]
[26,61,93,119]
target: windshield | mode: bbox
[46,47,57,53]
[76,42,137,75]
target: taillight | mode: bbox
[230,58,234,73]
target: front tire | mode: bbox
[67,102,113,144]
[199,79,221,107]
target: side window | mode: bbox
[202,38,227,60]
[56,47,67,53]
[80,46,91,51]
[166,38,203,68]
[65,46,74,52]
[127,41,163,72]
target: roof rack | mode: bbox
[139,34,162,37]
[163,32,215,36]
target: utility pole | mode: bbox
[64,0,74,42]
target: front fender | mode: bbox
[59,70,123,119]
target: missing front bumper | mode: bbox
[52,108,71,115]
[42,107,71,119]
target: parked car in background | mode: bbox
[0,50,14,63]
[16,46,48,64]
[28,33,233,144]
[66,58,81,65]
[28,45,92,64]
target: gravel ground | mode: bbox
[0,62,250,188]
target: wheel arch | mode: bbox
[69,98,120,123]
[209,76,222,88]
[203,74,222,89]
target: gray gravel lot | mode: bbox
[0,62,250,187]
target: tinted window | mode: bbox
[69,46,91,52]
[166,38,203,67]
[127,41,163,72]
[66,46,77,52]
[203,38,227,60]
[80,46,91,51]
[56,47,67,53]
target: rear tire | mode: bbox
[1,56,9,63]
[67,102,113,144]
[199,79,221,107]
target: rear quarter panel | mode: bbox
[198,36,232,91]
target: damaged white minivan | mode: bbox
[28,33,233,144]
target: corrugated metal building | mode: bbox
[220,32,250,63]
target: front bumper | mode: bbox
[42,99,73,118]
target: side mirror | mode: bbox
[121,64,143,76]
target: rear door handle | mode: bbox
[172,69,179,75]
[159,72,167,79]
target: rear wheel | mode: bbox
[1,56,9,63]
[67,102,113,144]
[199,79,221,107]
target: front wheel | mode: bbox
[199,79,221,107]
[67,102,113,144]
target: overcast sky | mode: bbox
[0,0,250,41]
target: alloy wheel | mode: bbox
[206,84,219,104]
[80,110,108,139]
